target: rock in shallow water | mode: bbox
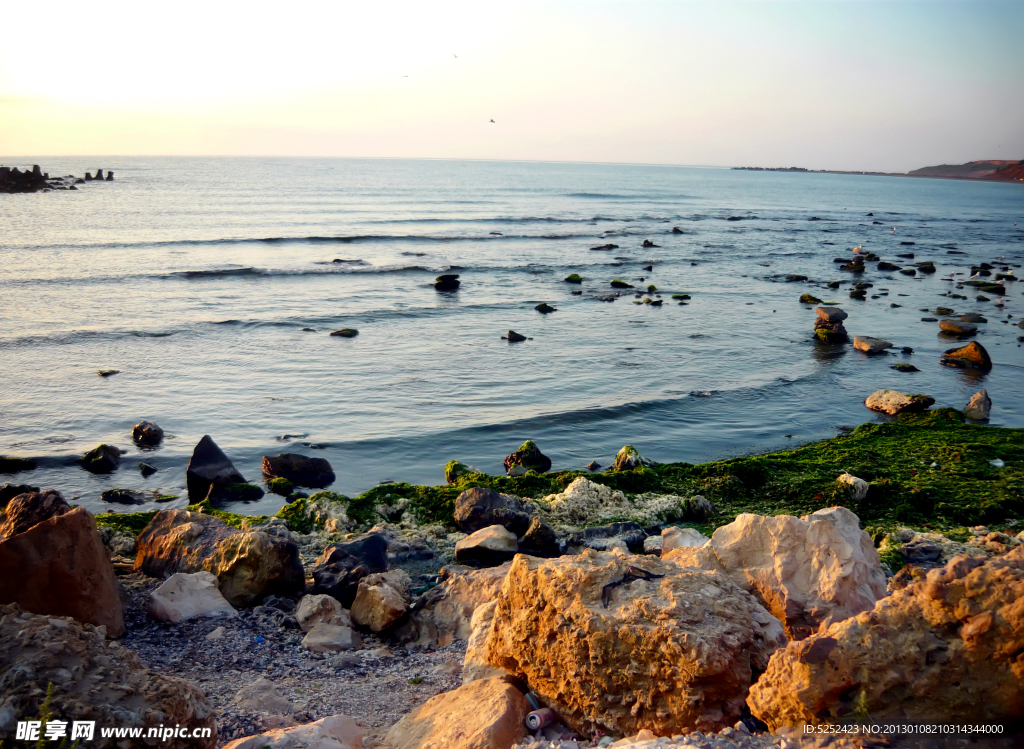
[132,419,164,446]
[939,340,992,371]
[852,336,892,354]
[963,388,992,420]
[186,434,252,501]
[503,440,552,474]
[864,389,935,415]
[262,452,336,488]
[81,443,122,474]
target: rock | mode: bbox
[295,593,352,633]
[591,243,619,250]
[504,330,527,342]
[262,453,336,488]
[186,435,251,501]
[748,548,1024,730]
[642,239,659,247]
[960,313,987,323]
[106,171,114,181]
[350,569,412,632]
[535,303,557,313]
[81,443,122,474]
[939,319,977,336]
[0,489,69,538]
[224,715,363,749]
[612,444,652,471]
[0,507,126,636]
[444,460,477,483]
[384,676,529,749]
[863,389,935,415]
[798,294,821,304]
[813,307,848,343]
[0,483,38,506]
[585,461,600,471]
[132,420,164,446]
[836,473,868,501]
[891,363,919,372]
[454,487,533,536]
[301,622,362,652]
[503,440,551,474]
[0,602,216,747]
[664,508,886,641]
[147,571,237,623]
[100,488,145,504]
[661,526,708,554]
[397,563,511,646]
[940,341,993,371]
[134,509,305,607]
[311,532,389,605]
[330,328,359,337]
[434,274,460,291]
[517,516,559,557]
[485,550,786,736]
[963,388,992,420]
[610,279,634,289]
[564,273,583,283]
[455,525,518,565]
[232,676,296,713]
[852,336,892,354]
[140,462,158,477]
[462,601,509,684]
[643,535,663,554]
[206,625,226,639]
[0,456,37,475]
[877,261,901,271]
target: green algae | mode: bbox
[94,510,159,535]
[267,477,295,496]
[564,273,583,284]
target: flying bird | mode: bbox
[489,119,495,123]
[453,53,458,58]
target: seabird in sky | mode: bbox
[489,119,495,123]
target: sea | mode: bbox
[2,157,1022,516]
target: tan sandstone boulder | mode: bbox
[484,549,786,736]
[295,593,352,633]
[0,603,216,747]
[0,506,125,637]
[864,389,935,415]
[748,548,1024,730]
[398,563,512,646]
[0,489,69,539]
[135,509,305,607]
[665,508,886,641]
[350,569,412,632]
[148,571,237,623]
[224,714,363,749]
[462,602,509,684]
[384,676,529,749]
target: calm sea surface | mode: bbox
[2,157,1022,515]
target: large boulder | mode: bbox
[484,549,786,736]
[454,525,518,565]
[502,440,551,475]
[397,563,511,646]
[661,526,708,554]
[148,571,237,623]
[134,510,305,607]
[262,453,336,489]
[350,569,412,632]
[185,435,250,501]
[665,508,886,641]
[453,488,533,536]
[462,601,508,684]
[0,489,69,539]
[863,389,935,416]
[0,603,216,747]
[311,532,389,606]
[939,340,992,371]
[0,507,125,636]
[295,593,352,633]
[301,623,361,652]
[748,548,1024,730]
[224,715,363,749]
[384,676,529,749]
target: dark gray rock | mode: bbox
[453,487,533,536]
[261,453,335,488]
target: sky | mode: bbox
[1,1,1022,171]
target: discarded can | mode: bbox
[525,708,555,731]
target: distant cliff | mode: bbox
[907,160,1024,182]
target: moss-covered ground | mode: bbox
[93,409,1023,547]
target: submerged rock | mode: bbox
[0,603,216,747]
[503,440,551,474]
[81,443,122,474]
[564,273,583,284]
[329,328,359,338]
[748,548,1024,731]
[434,274,460,291]
[262,453,335,488]
[485,550,786,736]
[534,302,556,313]
[864,389,935,415]
[940,340,993,371]
[799,293,821,304]
[664,507,886,641]
[132,420,164,446]
[939,319,977,337]
[504,330,527,342]
[135,509,305,607]
[963,388,992,420]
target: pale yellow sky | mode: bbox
[2,1,1021,171]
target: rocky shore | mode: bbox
[0,165,114,193]
[2,409,1023,748]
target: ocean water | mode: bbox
[2,157,1022,516]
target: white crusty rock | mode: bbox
[484,549,786,736]
[662,526,709,554]
[863,389,935,416]
[462,601,511,684]
[384,676,529,749]
[148,571,237,623]
[533,478,711,530]
[664,507,886,640]
[350,570,412,632]
[295,593,352,633]
[453,525,518,565]
[836,473,868,501]
[224,714,363,749]
[301,622,361,652]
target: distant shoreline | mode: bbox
[733,159,1024,183]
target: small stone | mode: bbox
[963,389,992,421]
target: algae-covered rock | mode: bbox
[610,279,633,289]
[502,440,551,475]
[564,273,583,284]
[612,444,652,471]
[0,456,36,474]
[534,302,556,314]
[329,328,359,338]
[434,274,460,291]
[444,460,477,484]
[799,293,821,304]
[81,443,122,474]
[864,389,935,415]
